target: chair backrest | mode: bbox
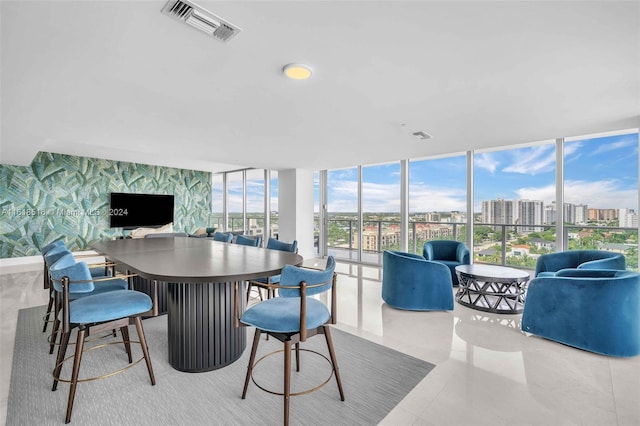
[235,234,262,247]
[266,237,298,253]
[44,246,73,267]
[41,240,65,256]
[278,256,335,298]
[49,255,95,293]
[213,232,233,242]
[534,250,626,276]
[423,240,469,262]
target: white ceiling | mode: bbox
[1,1,638,173]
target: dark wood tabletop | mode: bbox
[92,237,304,283]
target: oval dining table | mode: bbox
[92,237,303,372]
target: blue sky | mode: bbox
[324,131,639,213]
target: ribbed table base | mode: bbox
[167,281,247,372]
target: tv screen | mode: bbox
[109,193,174,229]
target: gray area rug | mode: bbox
[7,306,434,425]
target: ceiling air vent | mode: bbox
[161,0,241,43]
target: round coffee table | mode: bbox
[455,264,530,314]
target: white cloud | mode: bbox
[515,179,637,209]
[589,135,638,156]
[409,185,467,212]
[474,153,499,174]
[502,145,555,175]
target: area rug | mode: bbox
[7,305,434,425]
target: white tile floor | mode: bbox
[1,260,639,425]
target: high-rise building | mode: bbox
[575,204,589,224]
[619,208,638,228]
[519,200,544,232]
[544,203,556,224]
[482,199,517,231]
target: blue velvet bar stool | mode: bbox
[236,256,344,426]
[47,252,128,354]
[49,256,156,423]
[41,241,67,330]
[42,245,117,335]
[234,234,262,247]
[213,231,233,242]
[246,237,298,302]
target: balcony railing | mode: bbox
[324,219,638,271]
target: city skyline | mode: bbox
[324,131,638,214]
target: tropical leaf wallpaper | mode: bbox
[0,152,212,258]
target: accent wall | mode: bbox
[0,152,212,258]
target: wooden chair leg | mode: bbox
[120,325,132,363]
[284,339,292,426]
[242,329,262,399]
[134,316,156,385]
[323,326,345,401]
[65,327,87,424]
[49,318,60,354]
[295,342,300,372]
[42,295,54,332]
[52,331,71,392]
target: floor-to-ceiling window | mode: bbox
[269,170,278,240]
[409,155,467,255]
[246,169,265,241]
[227,171,244,232]
[211,174,224,230]
[361,162,401,263]
[327,167,359,261]
[564,130,639,270]
[212,169,274,239]
[473,141,556,267]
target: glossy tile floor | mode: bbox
[1,260,639,425]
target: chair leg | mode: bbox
[242,329,262,399]
[284,338,292,426]
[49,317,60,355]
[65,327,86,424]
[52,331,71,392]
[134,316,156,385]
[294,342,300,372]
[42,295,54,333]
[246,283,264,303]
[121,325,132,363]
[49,293,61,354]
[323,326,345,401]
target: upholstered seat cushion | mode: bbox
[68,290,152,324]
[241,297,330,333]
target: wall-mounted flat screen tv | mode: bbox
[109,192,174,229]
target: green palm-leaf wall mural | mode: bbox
[0,152,212,258]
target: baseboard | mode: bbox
[0,251,102,275]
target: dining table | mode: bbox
[92,237,303,372]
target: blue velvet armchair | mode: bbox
[521,269,640,357]
[534,250,626,277]
[423,240,470,286]
[382,250,454,311]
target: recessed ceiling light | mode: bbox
[283,63,313,80]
